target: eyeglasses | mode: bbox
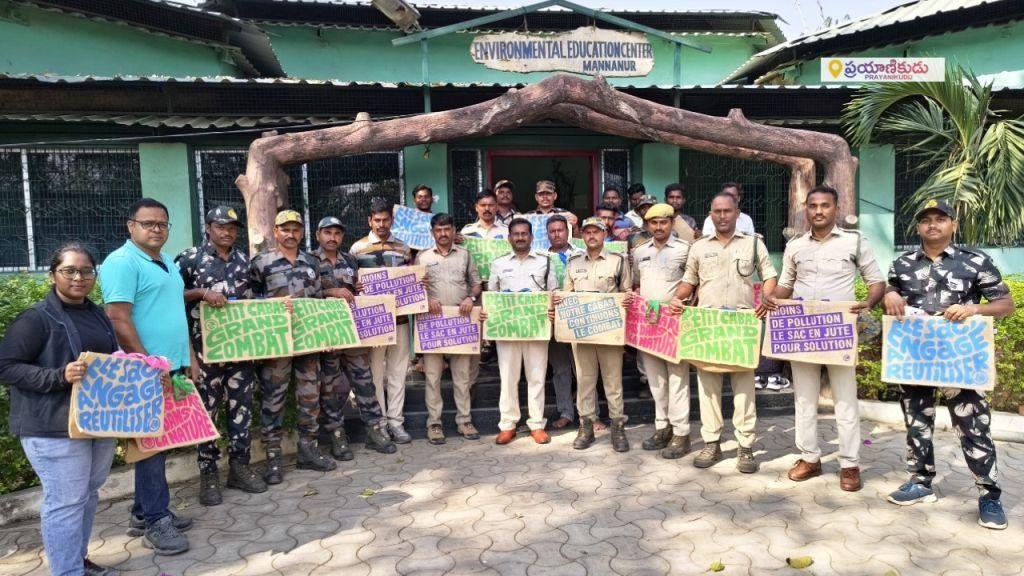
[56,266,97,280]
[131,219,171,231]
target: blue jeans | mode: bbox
[21,437,116,576]
[130,451,171,526]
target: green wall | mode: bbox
[138,143,195,256]
[639,143,679,199]
[856,145,897,266]
[0,4,237,77]
[404,143,449,210]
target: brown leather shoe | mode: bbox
[495,430,516,445]
[840,467,862,492]
[788,459,822,482]
[552,417,572,429]
[530,429,551,444]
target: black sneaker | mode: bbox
[127,511,193,538]
[226,461,268,494]
[84,558,115,576]
[141,515,189,556]
[693,441,723,469]
[198,471,222,507]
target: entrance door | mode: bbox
[487,150,598,217]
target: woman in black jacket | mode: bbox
[0,242,119,576]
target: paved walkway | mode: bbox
[1,415,1022,576]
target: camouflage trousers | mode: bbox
[196,360,256,474]
[900,386,1001,500]
[260,353,321,445]
[320,347,384,428]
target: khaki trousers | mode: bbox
[497,340,548,431]
[573,344,626,423]
[696,369,756,448]
[640,352,690,436]
[791,361,860,467]
[423,353,479,427]
[370,323,411,427]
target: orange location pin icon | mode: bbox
[828,59,843,79]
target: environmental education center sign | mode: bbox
[471,27,654,77]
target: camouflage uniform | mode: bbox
[249,249,325,445]
[175,241,257,474]
[888,245,1011,501]
[315,247,385,428]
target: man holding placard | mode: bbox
[314,216,395,460]
[562,217,632,451]
[631,203,692,459]
[673,192,777,473]
[176,206,266,507]
[763,185,885,491]
[546,214,583,430]
[351,199,416,444]
[487,217,558,445]
[882,198,1014,530]
[250,209,339,483]
[416,213,483,444]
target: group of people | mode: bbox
[0,177,1013,576]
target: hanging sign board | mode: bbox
[470,27,654,77]
[881,315,995,390]
[763,300,859,366]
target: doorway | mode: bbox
[487,150,598,217]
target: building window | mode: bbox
[0,148,142,271]
[600,149,630,197]
[893,150,929,249]
[194,149,403,252]
[449,149,482,230]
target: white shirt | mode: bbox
[702,212,756,236]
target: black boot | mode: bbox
[365,423,398,454]
[610,422,630,453]
[330,429,354,461]
[264,447,283,485]
[296,438,337,472]
[226,461,267,494]
[198,471,222,507]
[660,435,691,459]
[642,426,673,451]
[573,418,595,450]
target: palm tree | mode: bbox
[842,64,1024,245]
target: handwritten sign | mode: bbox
[125,384,219,462]
[352,295,398,347]
[570,238,626,253]
[554,291,626,345]
[359,266,428,315]
[391,204,434,250]
[69,352,164,438]
[625,296,680,362]
[291,298,362,354]
[201,299,293,362]
[763,300,859,366]
[414,306,482,354]
[520,213,573,251]
[470,27,654,77]
[462,236,509,281]
[482,292,551,341]
[881,315,995,390]
[678,307,762,371]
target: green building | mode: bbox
[1,0,1022,271]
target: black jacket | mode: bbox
[0,289,118,437]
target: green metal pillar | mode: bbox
[139,142,195,255]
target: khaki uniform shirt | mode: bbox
[778,226,885,301]
[489,251,558,292]
[565,249,631,293]
[683,232,777,309]
[460,220,508,239]
[633,237,690,303]
[415,245,481,306]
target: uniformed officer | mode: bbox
[487,217,559,445]
[249,209,336,483]
[673,192,777,473]
[561,216,632,451]
[763,185,885,491]
[632,204,693,459]
[314,216,396,459]
[350,199,416,444]
[461,190,508,239]
[416,213,483,444]
[528,180,579,231]
[176,206,266,506]
[882,198,1013,530]
[545,214,583,430]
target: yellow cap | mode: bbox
[644,203,675,220]
[274,210,303,226]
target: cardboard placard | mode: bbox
[881,315,995,390]
[391,204,435,250]
[763,300,859,366]
[352,295,398,347]
[69,352,164,438]
[678,307,762,371]
[569,238,627,253]
[124,384,220,463]
[291,298,363,354]
[201,299,293,362]
[359,266,429,315]
[554,291,626,345]
[521,213,572,251]
[461,236,509,281]
[549,252,569,289]
[414,306,482,354]
[482,292,552,341]
[625,296,681,362]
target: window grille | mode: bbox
[600,149,630,198]
[448,149,483,231]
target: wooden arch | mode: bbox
[237,74,856,253]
